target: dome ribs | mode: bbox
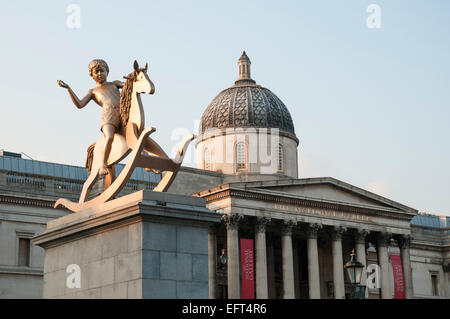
[246,86,254,126]
[233,86,248,128]
[251,87,267,127]
[203,93,222,133]
[216,89,233,130]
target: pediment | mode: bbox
[241,177,416,214]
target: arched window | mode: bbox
[277,143,284,172]
[235,142,247,171]
[204,148,211,170]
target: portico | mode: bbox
[196,177,418,299]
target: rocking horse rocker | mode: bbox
[55,60,194,213]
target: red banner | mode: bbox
[390,254,405,299]
[240,238,255,299]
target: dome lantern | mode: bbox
[235,51,256,85]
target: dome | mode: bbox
[199,52,296,137]
[196,52,299,178]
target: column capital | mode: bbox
[208,224,219,235]
[330,226,346,241]
[396,234,412,249]
[255,217,271,233]
[222,213,244,230]
[355,228,370,244]
[281,219,297,236]
[376,231,392,247]
[443,263,450,273]
[306,223,322,239]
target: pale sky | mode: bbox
[0,1,449,215]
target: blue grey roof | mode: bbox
[116,164,160,183]
[0,154,160,184]
[411,214,449,228]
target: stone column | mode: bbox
[397,235,413,299]
[377,232,392,299]
[0,172,6,186]
[293,240,300,299]
[266,236,276,299]
[281,220,296,299]
[443,263,450,298]
[222,213,243,299]
[255,217,270,299]
[331,226,346,299]
[355,229,369,297]
[307,223,322,299]
[208,225,218,299]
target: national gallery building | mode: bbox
[0,53,449,299]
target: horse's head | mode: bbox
[131,60,155,95]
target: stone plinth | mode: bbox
[32,190,221,299]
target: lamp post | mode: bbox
[218,249,228,298]
[344,249,366,299]
[219,249,228,269]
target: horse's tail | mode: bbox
[85,142,96,174]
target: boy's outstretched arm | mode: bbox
[57,80,92,109]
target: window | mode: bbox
[204,148,211,170]
[236,142,246,171]
[431,273,439,296]
[18,238,30,266]
[277,144,284,172]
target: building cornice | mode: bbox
[195,127,299,146]
[0,193,57,209]
[411,240,450,253]
[0,265,43,277]
[195,185,414,221]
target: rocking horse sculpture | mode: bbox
[55,60,194,213]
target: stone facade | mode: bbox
[195,178,448,299]
[196,129,298,178]
[0,188,67,298]
[409,218,450,298]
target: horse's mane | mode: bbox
[119,71,136,130]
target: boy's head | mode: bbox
[88,59,109,83]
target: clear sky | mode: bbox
[0,1,449,215]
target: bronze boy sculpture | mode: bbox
[58,59,123,176]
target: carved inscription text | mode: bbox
[273,204,374,223]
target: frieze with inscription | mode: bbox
[273,203,374,223]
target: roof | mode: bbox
[199,85,296,136]
[0,153,160,184]
[411,213,450,228]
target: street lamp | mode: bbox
[344,249,366,299]
[219,249,228,269]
